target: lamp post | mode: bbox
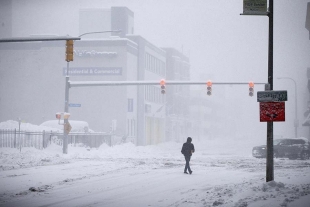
[277,77,298,137]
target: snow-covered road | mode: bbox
[1,141,310,207]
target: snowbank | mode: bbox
[0,120,60,132]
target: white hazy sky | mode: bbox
[5,0,310,138]
[10,0,310,81]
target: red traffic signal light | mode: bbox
[160,79,165,86]
[160,79,166,94]
[249,81,254,97]
[207,80,212,95]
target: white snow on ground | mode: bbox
[0,121,310,207]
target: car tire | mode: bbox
[300,151,310,160]
[273,151,279,158]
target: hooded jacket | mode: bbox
[181,141,195,157]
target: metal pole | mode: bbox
[69,80,267,87]
[289,78,299,138]
[78,30,122,38]
[63,62,70,154]
[0,36,80,43]
[266,0,274,182]
[18,118,21,152]
[277,77,298,137]
[294,80,298,137]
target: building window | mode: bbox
[127,119,136,137]
[128,98,133,112]
[145,52,166,76]
[145,85,165,104]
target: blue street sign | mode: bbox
[69,103,81,107]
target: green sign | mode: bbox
[257,91,288,102]
[243,0,267,15]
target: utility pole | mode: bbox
[266,0,274,182]
[241,0,274,182]
[63,40,74,154]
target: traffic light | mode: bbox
[65,40,74,62]
[207,80,212,95]
[160,79,166,94]
[249,81,254,97]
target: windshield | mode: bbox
[273,139,284,145]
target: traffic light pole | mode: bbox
[241,0,274,182]
[266,0,274,182]
[63,62,70,154]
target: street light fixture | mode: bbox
[277,77,298,137]
[78,30,122,38]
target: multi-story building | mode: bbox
[303,2,310,140]
[127,35,167,145]
[0,37,140,141]
[0,6,190,146]
[162,48,190,142]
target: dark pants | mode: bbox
[184,155,192,173]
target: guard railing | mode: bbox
[0,129,113,150]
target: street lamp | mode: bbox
[78,30,122,38]
[277,77,298,137]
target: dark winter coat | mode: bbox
[181,142,195,157]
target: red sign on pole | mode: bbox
[260,102,285,122]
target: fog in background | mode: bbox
[1,0,310,143]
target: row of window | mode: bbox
[145,85,165,104]
[145,53,166,76]
[127,119,135,137]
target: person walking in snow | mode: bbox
[181,137,195,174]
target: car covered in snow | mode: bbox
[252,138,310,160]
[40,120,94,133]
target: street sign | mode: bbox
[243,0,267,15]
[257,90,287,102]
[69,103,81,107]
[260,102,285,122]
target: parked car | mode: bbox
[40,120,94,133]
[252,138,310,160]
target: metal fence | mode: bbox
[0,129,113,150]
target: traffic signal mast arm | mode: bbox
[0,36,80,43]
[69,80,267,88]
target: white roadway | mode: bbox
[1,156,310,207]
